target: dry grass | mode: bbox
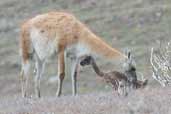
[0,86,170,114]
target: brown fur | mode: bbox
[20,11,126,62]
[20,24,31,63]
[79,56,148,93]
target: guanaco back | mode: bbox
[19,11,127,97]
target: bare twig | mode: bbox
[150,41,171,87]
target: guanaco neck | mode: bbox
[78,25,127,60]
[90,57,105,77]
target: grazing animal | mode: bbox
[79,55,148,96]
[122,51,148,89]
[19,11,127,97]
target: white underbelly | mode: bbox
[30,28,57,60]
[66,43,91,59]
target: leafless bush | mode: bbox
[150,41,171,86]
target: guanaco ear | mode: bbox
[122,49,136,71]
[128,51,131,59]
[123,48,128,60]
[124,48,131,61]
[127,51,133,63]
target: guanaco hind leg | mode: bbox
[20,60,30,98]
[56,51,65,97]
[71,58,80,96]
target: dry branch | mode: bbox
[150,41,171,86]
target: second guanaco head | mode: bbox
[122,51,148,89]
[122,51,138,88]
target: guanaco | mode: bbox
[79,55,129,96]
[79,55,148,95]
[19,11,127,97]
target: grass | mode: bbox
[0,86,170,114]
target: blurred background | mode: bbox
[0,0,170,98]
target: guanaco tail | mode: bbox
[19,11,127,97]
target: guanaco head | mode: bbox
[122,51,148,89]
[80,56,92,66]
[123,51,137,84]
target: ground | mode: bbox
[0,0,171,113]
[0,87,171,114]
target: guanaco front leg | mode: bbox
[71,58,80,96]
[71,55,91,96]
[56,51,65,97]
